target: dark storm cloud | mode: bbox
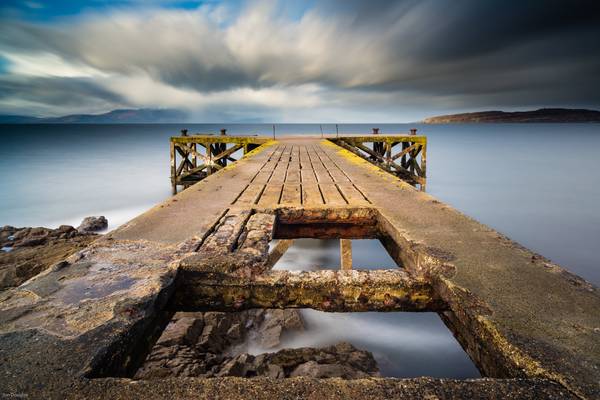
[0,75,127,113]
[0,17,256,92]
[0,0,599,119]
[409,0,600,61]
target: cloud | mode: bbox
[0,0,599,121]
[0,75,126,116]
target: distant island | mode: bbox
[423,108,600,123]
[0,108,186,124]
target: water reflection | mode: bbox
[270,238,480,378]
[271,238,398,271]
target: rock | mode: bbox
[257,311,284,349]
[211,342,379,379]
[14,237,47,247]
[0,225,97,290]
[156,314,204,347]
[226,322,244,342]
[283,309,304,331]
[266,364,285,378]
[134,310,378,381]
[197,312,236,353]
[77,216,108,233]
[289,360,372,379]
[217,353,255,377]
[254,309,305,349]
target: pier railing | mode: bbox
[170,130,269,192]
[330,131,427,190]
[171,129,427,192]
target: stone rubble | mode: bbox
[135,309,379,380]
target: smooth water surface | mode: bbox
[1,123,598,284]
[271,238,398,271]
[270,238,479,378]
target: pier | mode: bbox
[1,132,599,399]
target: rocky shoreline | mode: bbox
[0,217,382,380]
[0,216,107,290]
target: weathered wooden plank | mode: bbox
[300,168,317,183]
[285,165,301,184]
[234,183,265,206]
[307,147,324,167]
[261,146,284,171]
[391,143,421,161]
[252,169,273,184]
[299,147,312,170]
[257,184,283,207]
[336,183,370,205]
[302,183,324,206]
[265,239,294,268]
[336,135,427,145]
[171,135,270,145]
[290,146,300,165]
[269,163,289,183]
[354,141,385,163]
[313,167,333,183]
[328,169,350,182]
[314,150,339,172]
[280,184,302,206]
[212,143,244,163]
[340,239,352,270]
[319,183,347,205]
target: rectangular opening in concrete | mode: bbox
[269,238,399,271]
[270,208,405,270]
[89,208,481,381]
[132,309,480,380]
[260,310,481,379]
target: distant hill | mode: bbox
[0,109,186,123]
[423,108,600,123]
[0,115,44,123]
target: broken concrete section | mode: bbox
[0,237,179,387]
[174,269,443,312]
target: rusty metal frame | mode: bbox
[329,135,427,190]
[170,135,270,192]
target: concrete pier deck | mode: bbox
[1,136,598,399]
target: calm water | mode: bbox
[1,123,599,378]
[269,238,480,378]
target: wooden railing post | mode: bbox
[340,239,352,270]
[420,141,427,191]
[170,140,177,194]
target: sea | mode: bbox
[1,122,599,378]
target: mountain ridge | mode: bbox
[0,108,186,124]
[423,108,600,123]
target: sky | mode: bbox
[0,0,599,122]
